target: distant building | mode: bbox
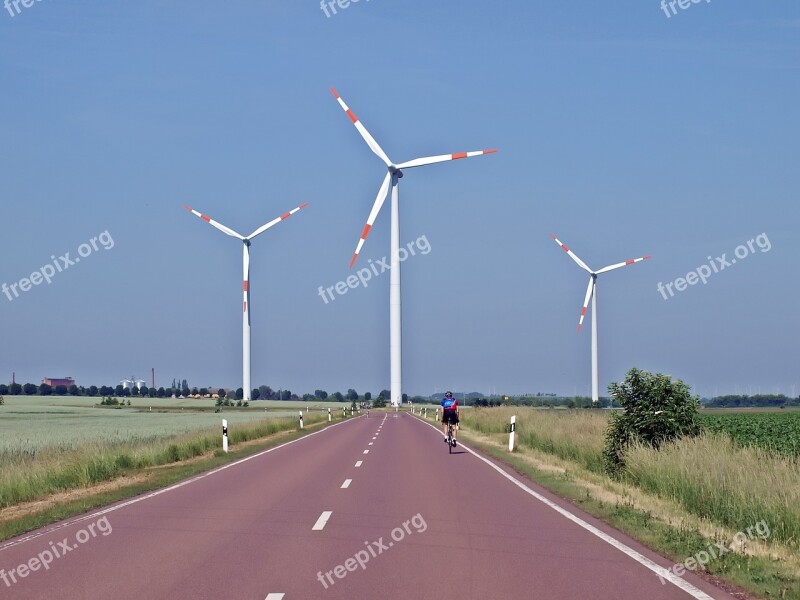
[42,377,75,387]
[120,376,147,390]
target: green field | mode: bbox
[699,411,800,456]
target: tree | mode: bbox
[148,387,157,398]
[181,379,188,390]
[302,393,315,402]
[379,390,390,400]
[131,386,140,397]
[603,368,702,476]
[235,388,244,400]
[259,385,274,400]
[314,390,328,400]
[181,387,190,398]
[373,396,387,408]
[402,393,408,403]
[9,383,22,395]
[39,383,53,396]
[55,385,68,396]
[346,389,358,401]
[87,385,98,396]
[332,391,344,402]
[115,384,124,396]
[140,386,149,397]
[0,384,8,395]
[280,390,291,401]
[251,388,261,400]
[364,392,371,401]
[157,387,166,398]
[68,385,80,396]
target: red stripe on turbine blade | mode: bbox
[349,253,359,268]
[484,149,499,154]
[360,224,372,240]
[346,109,358,124]
[452,152,468,160]
[183,204,193,212]
[581,307,587,316]
[644,255,652,260]
[201,215,211,222]
[330,86,340,98]
[549,233,557,240]
[577,324,582,332]
[300,202,309,209]
[243,281,249,291]
[280,212,291,220]
[561,244,570,252]
[626,259,634,265]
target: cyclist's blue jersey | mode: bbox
[441,398,458,411]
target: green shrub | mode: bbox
[603,368,702,476]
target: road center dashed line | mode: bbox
[355,461,363,467]
[363,449,370,454]
[312,511,333,531]
[0,415,360,554]
[265,594,285,600]
[341,479,352,489]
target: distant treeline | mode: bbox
[704,394,800,408]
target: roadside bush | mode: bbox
[603,368,702,477]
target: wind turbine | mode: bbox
[184,202,308,400]
[549,233,650,403]
[331,87,497,407]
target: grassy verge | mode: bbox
[0,414,343,542]
[420,409,800,599]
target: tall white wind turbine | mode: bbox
[550,233,651,403]
[184,202,308,400]
[331,87,497,407]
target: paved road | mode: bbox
[0,412,737,599]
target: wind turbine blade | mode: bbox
[242,244,250,320]
[248,202,309,240]
[578,276,594,332]
[330,87,392,167]
[596,255,652,274]
[396,149,498,170]
[550,233,592,273]
[350,172,392,268]
[184,205,244,240]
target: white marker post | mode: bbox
[436,408,439,421]
[222,419,229,453]
[328,408,332,422]
[508,415,516,452]
[299,410,304,430]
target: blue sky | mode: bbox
[1,0,798,398]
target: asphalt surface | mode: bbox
[0,412,739,599]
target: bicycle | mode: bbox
[446,422,456,453]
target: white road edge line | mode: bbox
[355,461,363,467]
[0,416,359,553]
[341,479,352,489]
[313,511,333,531]
[413,416,716,600]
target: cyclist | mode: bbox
[440,391,459,446]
